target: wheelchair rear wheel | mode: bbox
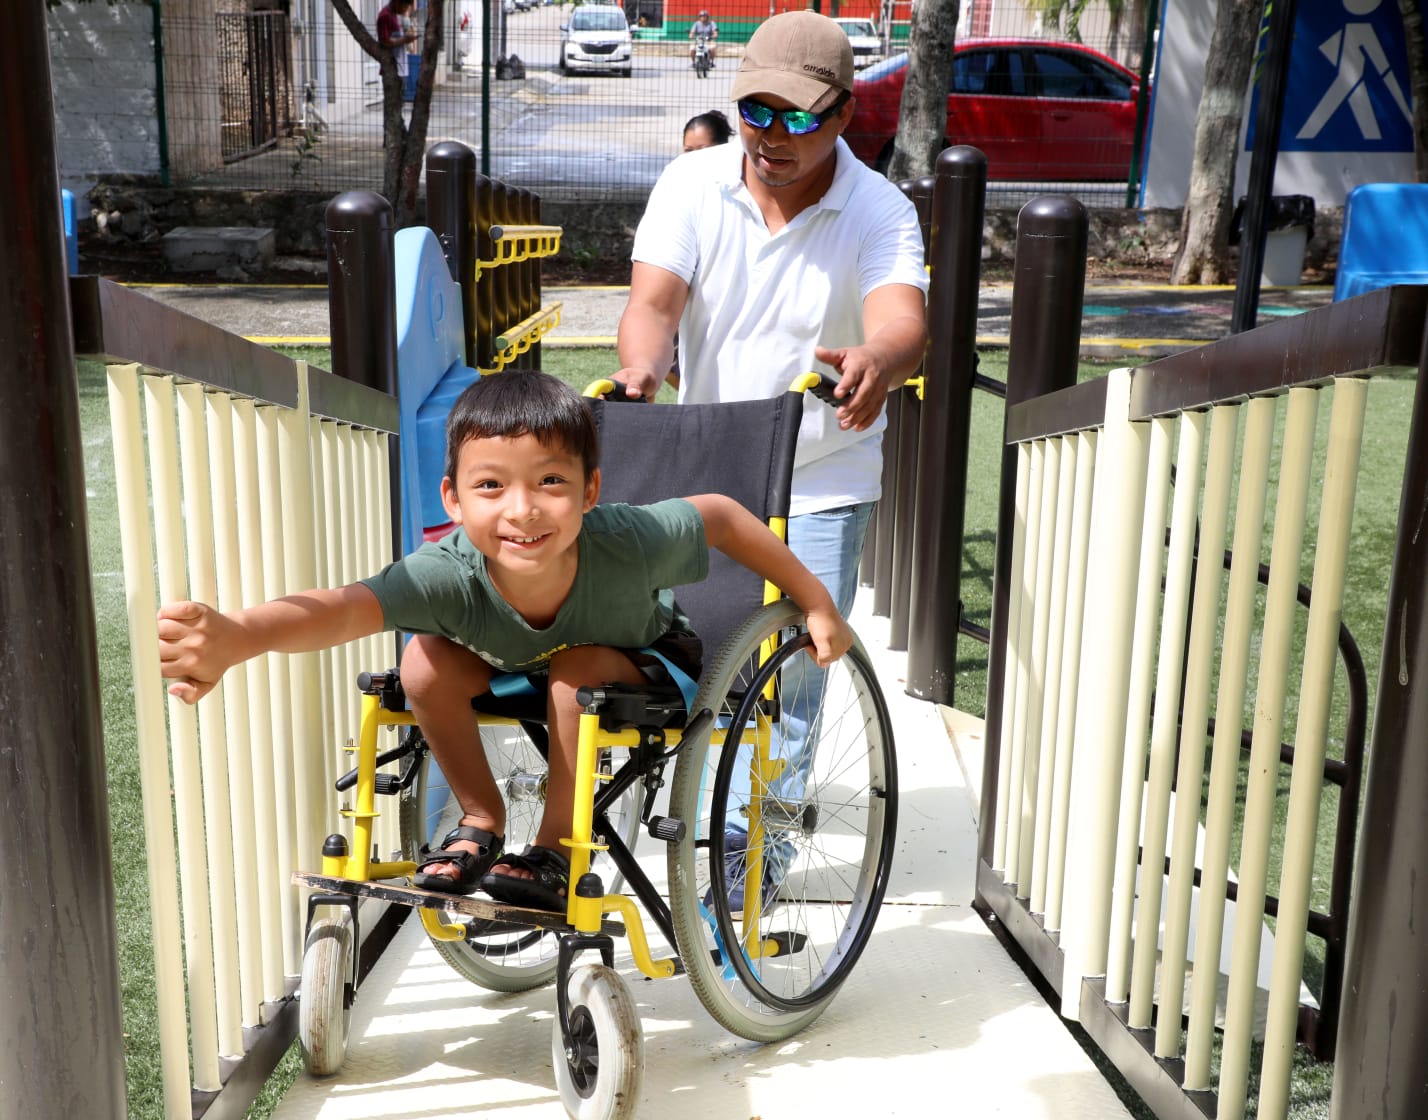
[397,723,644,992]
[667,599,898,1042]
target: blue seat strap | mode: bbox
[489,671,539,699]
[644,646,699,713]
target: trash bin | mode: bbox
[1231,194,1315,287]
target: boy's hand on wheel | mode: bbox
[804,606,853,667]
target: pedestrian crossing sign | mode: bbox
[1246,0,1412,153]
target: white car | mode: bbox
[560,5,633,77]
[834,17,883,69]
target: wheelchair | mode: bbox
[292,376,900,1119]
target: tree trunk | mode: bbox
[886,0,960,181]
[1170,0,1264,286]
[1402,0,1428,182]
[330,0,444,227]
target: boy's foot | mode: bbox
[480,845,570,912]
[413,823,505,896]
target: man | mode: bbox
[616,8,928,620]
[376,0,418,80]
[688,9,718,66]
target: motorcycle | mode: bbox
[692,32,712,77]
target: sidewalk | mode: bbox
[128,280,1336,361]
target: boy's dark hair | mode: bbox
[444,370,599,482]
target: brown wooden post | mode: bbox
[0,5,127,1113]
[905,147,988,704]
[425,141,479,369]
[1331,311,1428,1118]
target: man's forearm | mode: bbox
[865,313,929,386]
[616,304,677,387]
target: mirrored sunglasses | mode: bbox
[737,93,848,136]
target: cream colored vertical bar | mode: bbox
[320,421,351,790]
[1016,439,1057,893]
[1155,403,1239,1057]
[278,365,324,880]
[1060,368,1150,1012]
[371,428,399,857]
[1044,429,1098,932]
[256,405,301,976]
[362,428,391,857]
[231,397,286,1000]
[1105,415,1174,1004]
[106,363,193,1119]
[1182,395,1278,1089]
[1130,410,1206,1026]
[205,394,265,1026]
[992,442,1033,874]
[143,375,222,1091]
[1216,386,1322,1119]
[1258,378,1367,1118]
[175,383,244,1059]
[1005,441,1045,893]
[1030,435,1077,913]
[336,424,361,779]
[308,417,337,807]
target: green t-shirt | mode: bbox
[361,499,709,672]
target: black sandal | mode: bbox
[413,824,505,896]
[479,844,571,912]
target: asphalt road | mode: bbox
[482,8,1131,206]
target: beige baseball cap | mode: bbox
[731,10,855,113]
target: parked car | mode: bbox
[560,4,634,77]
[844,38,1145,182]
[833,17,883,69]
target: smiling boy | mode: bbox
[158,370,851,911]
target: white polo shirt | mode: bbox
[631,137,929,516]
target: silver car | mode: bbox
[560,5,634,77]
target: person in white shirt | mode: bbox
[617,9,927,623]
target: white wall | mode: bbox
[1142,0,1415,210]
[47,1,161,193]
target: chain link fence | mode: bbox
[159,1,1152,207]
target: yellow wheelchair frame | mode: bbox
[291,374,899,1119]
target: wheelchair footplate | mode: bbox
[291,871,626,937]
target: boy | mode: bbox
[158,370,852,911]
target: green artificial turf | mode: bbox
[84,346,1408,1120]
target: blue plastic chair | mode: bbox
[1334,183,1428,301]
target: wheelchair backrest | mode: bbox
[589,391,804,659]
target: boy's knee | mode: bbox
[399,636,443,701]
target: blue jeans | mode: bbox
[724,502,875,884]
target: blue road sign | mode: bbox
[1247,0,1412,153]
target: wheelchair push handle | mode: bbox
[798,373,844,409]
[583,377,646,403]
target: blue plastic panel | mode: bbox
[393,226,476,554]
[1334,183,1428,301]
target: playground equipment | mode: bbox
[1332,183,1428,302]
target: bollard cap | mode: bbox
[325,190,393,235]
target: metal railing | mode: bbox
[71,275,402,1120]
[977,270,1428,1119]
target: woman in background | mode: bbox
[682,110,732,152]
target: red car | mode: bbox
[844,38,1145,182]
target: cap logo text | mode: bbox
[803,64,837,79]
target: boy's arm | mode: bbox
[685,494,853,667]
[157,583,385,704]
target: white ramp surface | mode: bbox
[274,592,1131,1119]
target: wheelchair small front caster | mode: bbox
[299,911,354,1075]
[551,963,643,1119]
